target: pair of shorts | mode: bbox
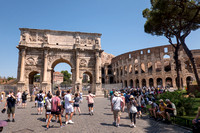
[17,98,21,102]
[66,107,74,114]
[88,103,94,107]
[51,111,60,115]
[46,110,51,115]
[7,107,15,114]
[113,110,121,118]
[38,102,43,108]
[74,104,79,107]
[22,100,26,103]
[137,106,141,111]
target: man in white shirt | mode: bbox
[64,89,74,124]
[111,91,124,127]
[16,90,22,106]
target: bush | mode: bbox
[159,91,195,116]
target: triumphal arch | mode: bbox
[17,28,103,95]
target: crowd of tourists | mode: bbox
[109,87,177,128]
[1,86,200,132]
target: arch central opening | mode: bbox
[51,59,72,94]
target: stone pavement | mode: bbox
[0,98,191,133]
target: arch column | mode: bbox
[154,79,157,88]
[17,48,26,92]
[42,49,50,93]
[75,50,81,93]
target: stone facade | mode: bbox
[103,45,200,89]
[17,28,103,95]
[53,72,63,84]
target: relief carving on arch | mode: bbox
[26,57,37,66]
[29,32,37,42]
[80,59,87,67]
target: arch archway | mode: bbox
[142,79,146,87]
[135,79,139,88]
[149,78,154,87]
[129,79,133,88]
[157,78,163,87]
[82,71,93,95]
[28,71,40,95]
[166,77,173,87]
[51,59,72,94]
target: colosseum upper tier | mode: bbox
[101,45,200,89]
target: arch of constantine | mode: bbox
[102,45,200,89]
[17,28,103,95]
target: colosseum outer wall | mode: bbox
[107,45,200,89]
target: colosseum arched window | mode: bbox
[142,79,146,87]
[134,65,139,74]
[129,79,133,88]
[155,61,162,72]
[141,63,145,73]
[148,62,153,74]
[124,66,127,75]
[163,55,171,72]
[129,64,132,74]
[166,77,173,87]
[149,78,154,87]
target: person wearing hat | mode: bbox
[148,100,159,120]
[111,91,124,127]
[129,95,137,128]
[164,99,177,123]
[156,99,167,121]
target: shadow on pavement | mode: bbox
[37,118,46,122]
[103,113,113,115]
[100,123,130,127]
[31,113,39,115]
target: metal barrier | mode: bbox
[172,116,193,128]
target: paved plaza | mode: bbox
[0,98,191,133]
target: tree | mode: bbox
[143,0,200,88]
[61,70,72,84]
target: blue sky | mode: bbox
[0,0,199,78]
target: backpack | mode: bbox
[22,93,26,100]
[38,94,43,102]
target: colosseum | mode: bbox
[102,44,200,89]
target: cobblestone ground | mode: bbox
[0,98,191,133]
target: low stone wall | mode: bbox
[0,85,17,95]
[102,83,122,91]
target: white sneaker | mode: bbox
[68,120,74,124]
[65,121,68,125]
[134,125,136,128]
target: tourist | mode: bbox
[46,91,63,129]
[120,92,125,112]
[156,99,167,121]
[65,89,74,124]
[34,93,38,108]
[110,89,114,102]
[45,93,52,123]
[125,91,131,115]
[16,90,21,106]
[61,91,66,117]
[135,92,142,118]
[86,90,95,115]
[148,101,159,120]
[164,99,177,124]
[22,90,28,108]
[4,91,16,122]
[79,91,83,103]
[111,91,124,127]
[192,107,200,133]
[129,95,137,128]
[73,93,81,115]
[0,92,3,103]
[37,90,45,115]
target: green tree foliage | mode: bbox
[61,70,72,84]
[143,0,200,87]
[159,91,195,116]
